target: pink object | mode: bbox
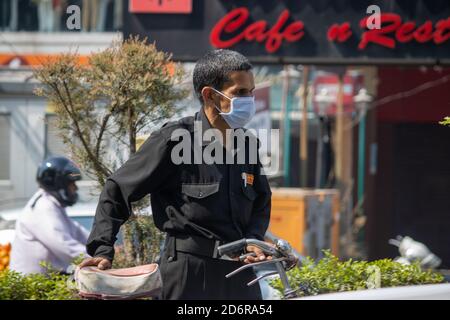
[129,0,192,14]
[81,264,158,277]
[75,264,162,300]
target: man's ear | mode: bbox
[201,87,214,106]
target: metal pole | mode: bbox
[314,89,333,189]
[357,110,366,204]
[335,75,345,185]
[300,66,309,188]
[315,116,324,188]
[280,65,291,187]
[354,88,372,208]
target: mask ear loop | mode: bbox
[210,87,233,115]
[210,87,232,100]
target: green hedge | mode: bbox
[0,269,78,300]
[270,251,444,298]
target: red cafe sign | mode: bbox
[210,8,304,53]
[358,13,450,49]
[210,7,450,53]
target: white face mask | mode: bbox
[211,88,256,129]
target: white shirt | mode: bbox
[9,189,90,274]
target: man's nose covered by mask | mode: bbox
[211,88,256,129]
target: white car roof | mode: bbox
[0,201,152,221]
[0,207,23,221]
[66,202,98,217]
[0,202,98,221]
[0,229,15,245]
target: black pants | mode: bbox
[159,248,262,300]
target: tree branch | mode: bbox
[59,81,112,178]
[95,112,112,158]
[128,105,136,155]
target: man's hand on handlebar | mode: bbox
[79,256,112,270]
[243,245,273,264]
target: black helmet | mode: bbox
[36,156,82,206]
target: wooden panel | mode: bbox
[269,188,340,257]
[269,197,305,253]
[331,195,340,257]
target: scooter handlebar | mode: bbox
[217,238,290,260]
[217,239,248,257]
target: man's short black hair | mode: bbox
[193,49,253,105]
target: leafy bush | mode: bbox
[270,251,444,298]
[0,267,78,300]
[439,117,450,126]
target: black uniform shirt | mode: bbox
[86,108,272,260]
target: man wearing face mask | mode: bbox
[10,156,89,275]
[80,49,272,300]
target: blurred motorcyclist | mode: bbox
[9,156,90,274]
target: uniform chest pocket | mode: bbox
[182,182,220,199]
[241,184,258,201]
